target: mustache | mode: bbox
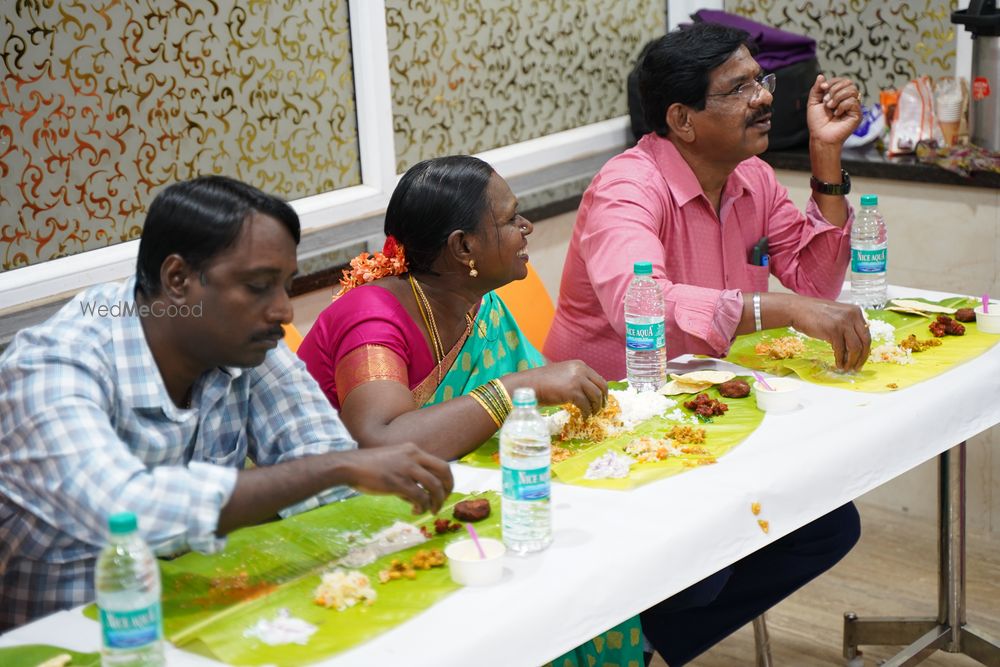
[748,106,773,126]
[251,326,285,342]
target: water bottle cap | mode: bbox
[633,261,653,275]
[860,194,878,206]
[108,511,137,535]
[511,387,537,407]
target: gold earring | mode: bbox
[468,260,478,278]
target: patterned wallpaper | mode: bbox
[386,1,665,173]
[725,0,957,101]
[0,1,360,272]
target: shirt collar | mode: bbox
[644,133,753,205]
[111,278,244,417]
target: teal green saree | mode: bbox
[425,291,645,667]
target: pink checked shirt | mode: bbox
[544,133,853,381]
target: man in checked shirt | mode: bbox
[0,176,453,629]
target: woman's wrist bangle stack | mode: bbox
[469,379,513,429]
[753,292,763,332]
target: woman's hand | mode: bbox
[503,360,608,417]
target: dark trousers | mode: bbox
[641,502,861,666]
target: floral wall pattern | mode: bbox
[386,1,665,173]
[724,0,958,101]
[0,1,359,271]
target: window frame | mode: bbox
[0,0,632,312]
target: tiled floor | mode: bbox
[650,503,1000,666]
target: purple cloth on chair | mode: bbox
[693,9,816,71]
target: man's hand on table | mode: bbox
[746,292,871,373]
[341,443,455,515]
[789,296,871,372]
[219,443,454,535]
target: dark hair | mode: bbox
[384,156,495,273]
[639,23,755,136]
[136,175,300,295]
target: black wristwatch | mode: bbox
[810,169,851,196]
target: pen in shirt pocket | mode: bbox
[750,236,770,266]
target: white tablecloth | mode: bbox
[3,286,999,666]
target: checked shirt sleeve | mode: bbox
[248,344,359,517]
[0,349,236,557]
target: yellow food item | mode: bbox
[751,502,761,516]
[889,299,955,314]
[659,379,712,396]
[623,436,676,463]
[666,425,706,444]
[378,559,416,583]
[755,336,806,359]
[757,519,770,534]
[899,334,942,353]
[551,445,574,463]
[411,548,446,570]
[671,370,735,385]
[559,395,623,441]
[314,569,377,610]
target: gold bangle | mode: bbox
[480,386,509,423]
[484,385,512,424]
[489,379,513,413]
[468,389,503,428]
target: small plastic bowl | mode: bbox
[974,305,1000,334]
[445,538,505,586]
[753,377,802,413]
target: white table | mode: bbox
[3,286,999,667]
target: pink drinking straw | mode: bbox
[984,294,990,314]
[465,523,487,559]
[752,370,775,392]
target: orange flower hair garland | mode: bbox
[337,235,408,295]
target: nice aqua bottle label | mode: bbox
[625,319,665,351]
[100,602,162,648]
[851,247,887,273]
[502,465,550,501]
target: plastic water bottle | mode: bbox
[850,194,888,309]
[499,387,552,555]
[624,261,667,391]
[96,512,165,667]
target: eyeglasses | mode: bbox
[705,72,776,103]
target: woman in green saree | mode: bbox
[298,155,608,460]
[298,156,644,666]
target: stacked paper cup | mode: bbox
[936,97,962,146]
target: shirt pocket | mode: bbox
[745,264,771,293]
[204,430,248,469]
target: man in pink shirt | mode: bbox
[545,32,871,380]
[545,24,864,665]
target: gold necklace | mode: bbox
[409,274,446,378]
[408,274,475,383]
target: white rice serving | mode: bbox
[244,609,318,645]
[610,387,676,430]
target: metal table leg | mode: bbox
[753,613,773,667]
[843,443,1000,666]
